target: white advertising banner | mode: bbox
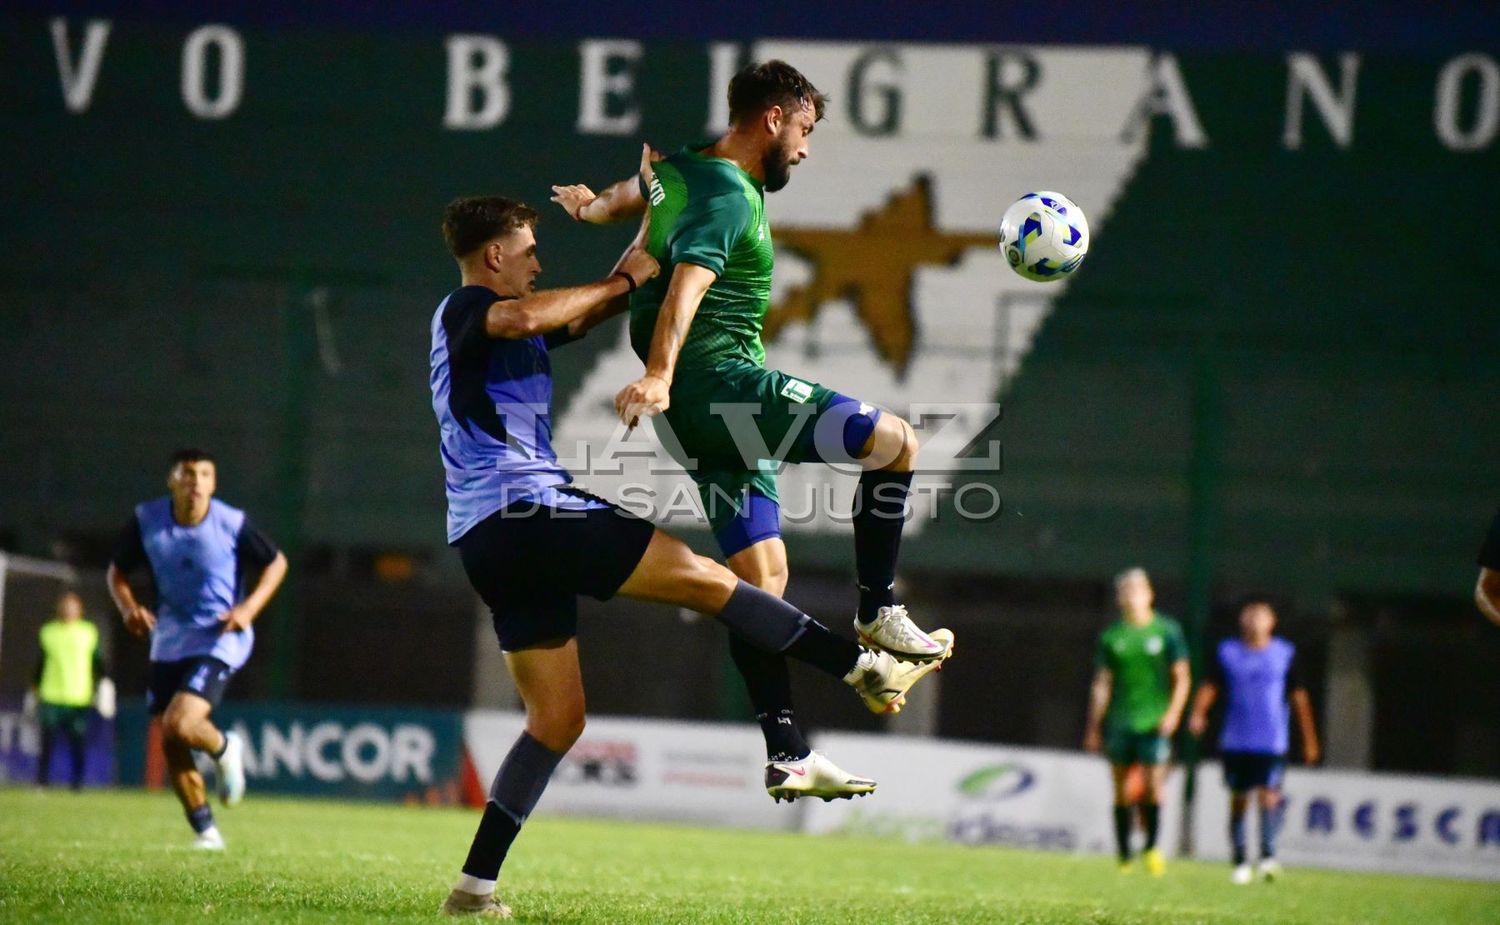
[801,732,1185,856]
[1192,763,1500,880]
[464,711,797,831]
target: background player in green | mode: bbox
[1083,567,1191,876]
[26,590,114,789]
[551,61,953,788]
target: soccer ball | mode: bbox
[997,191,1089,282]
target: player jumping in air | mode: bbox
[1188,596,1320,884]
[106,449,288,850]
[431,193,949,918]
[1083,568,1191,876]
[550,59,954,783]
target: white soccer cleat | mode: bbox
[1231,863,1253,885]
[216,731,247,807]
[1257,859,1282,882]
[846,629,954,715]
[193,826,225,851]
[440,890,513,919]
[854,605,954,662]
[765,751,877,803]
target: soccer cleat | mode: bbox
[765,751,876,803]
[1257,859,1282,882]
[1142,847,1166,877]
[846,630,954,715]
[854,605,954,663]
[440,890,513,919]
[1117,861,1134,875]
[192,827,225,851]
[216,731,247,807]
[1231,863,1254,885]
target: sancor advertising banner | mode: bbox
[119,702,465,802]
[464,711,797,831]
[801,732,1185,857]
[1192,763,1500,881]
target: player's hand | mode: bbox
[1082,726,1102,753]
[1187,713,1208,737]
[218,605,253,634]
[550,183,597,222]
[123,605,156,637]
[1303,741,1321,766]
[638,141,663,186]
[615,374,671,430]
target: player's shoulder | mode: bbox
[1270,635,1296,656]
[208,498,247,530]
[442,284,504,317]
[671,148,754,198]
[134,495,172,527]
[1154,613,1185,634]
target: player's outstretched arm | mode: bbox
[1083,668,1112,752]
[564,206,655,337]
[220,551,289,633]
[614,262,716,427]
[1187,681,1218,737]
[488,245,658,340]
[552,143,662,224]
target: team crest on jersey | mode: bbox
[1145,636,1163,655]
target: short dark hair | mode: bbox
[442,196,539,259]
[171,448,214,467]
[728,60,826,126]
[1237,593,1280,616]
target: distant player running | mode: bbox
[1188,597,1320,884]
[1083,568,1191,876]
[431,194,948,918]
[106,449,287,850]
[551,59,952,779]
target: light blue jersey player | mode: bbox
[107,449,287,850]
[1189,597,1321,883]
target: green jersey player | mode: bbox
[551,61,953,781]
[1083,568,1192,875]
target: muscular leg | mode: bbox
[1229,791,1251,865]
[1110,763,1136,863]
[160,693,223,834]
[852,413,919,623]
[456,640,580,897]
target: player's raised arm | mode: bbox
[614,262,716,427]
[552,143,663,224]
[487,244,658,339]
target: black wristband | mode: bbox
[613,271,637,293]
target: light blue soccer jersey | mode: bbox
[128,497,259,669]
[429,285,606,544]
[1213,637,1300,754]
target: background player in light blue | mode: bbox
[107,449,288,850]
[1189,596,1320,884]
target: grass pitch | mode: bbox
[0,789,1492,924]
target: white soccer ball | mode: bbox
[997,191,1089,282]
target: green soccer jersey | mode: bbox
[630,143,774,371]
[1095,613,1187,734]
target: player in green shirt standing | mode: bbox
[27,591,114,789]
[1083,568,1191,876]
[552,60,953,800]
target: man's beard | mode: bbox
[762,148,793,193]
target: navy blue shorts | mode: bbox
[1222,751,1288,791]
[456,489,657,651]
[147,656,235,715]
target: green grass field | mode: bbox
[0,789,1493,924]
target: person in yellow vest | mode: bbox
[27,591,113,789]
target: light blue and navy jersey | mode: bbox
[429,285,604,544]
[111,497,279,670]
[1210,637,1303,755]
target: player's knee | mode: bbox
[529,702,586,752]
[160,711,192,744]
[683,554,739,610]
[864,414,919,472]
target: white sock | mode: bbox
[454,874,496,895]
[842,649,881,684]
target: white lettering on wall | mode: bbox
[50,18,111,114]
[443,35,510,130]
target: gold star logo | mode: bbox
[767,177,995,376]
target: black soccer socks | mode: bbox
[853,471,913,623]
[462,732,564,882]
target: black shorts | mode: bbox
[456,489,656,651]
[1221,750,1288,792]
[147,656,236,715]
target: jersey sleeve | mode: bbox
[444,288,503,351]
[236,519,281,572]
[1093,631,1113,671]
[110,515,147,572]
[668,190,753,277]
[543,327,585,350]
[1478,507,1500,569]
